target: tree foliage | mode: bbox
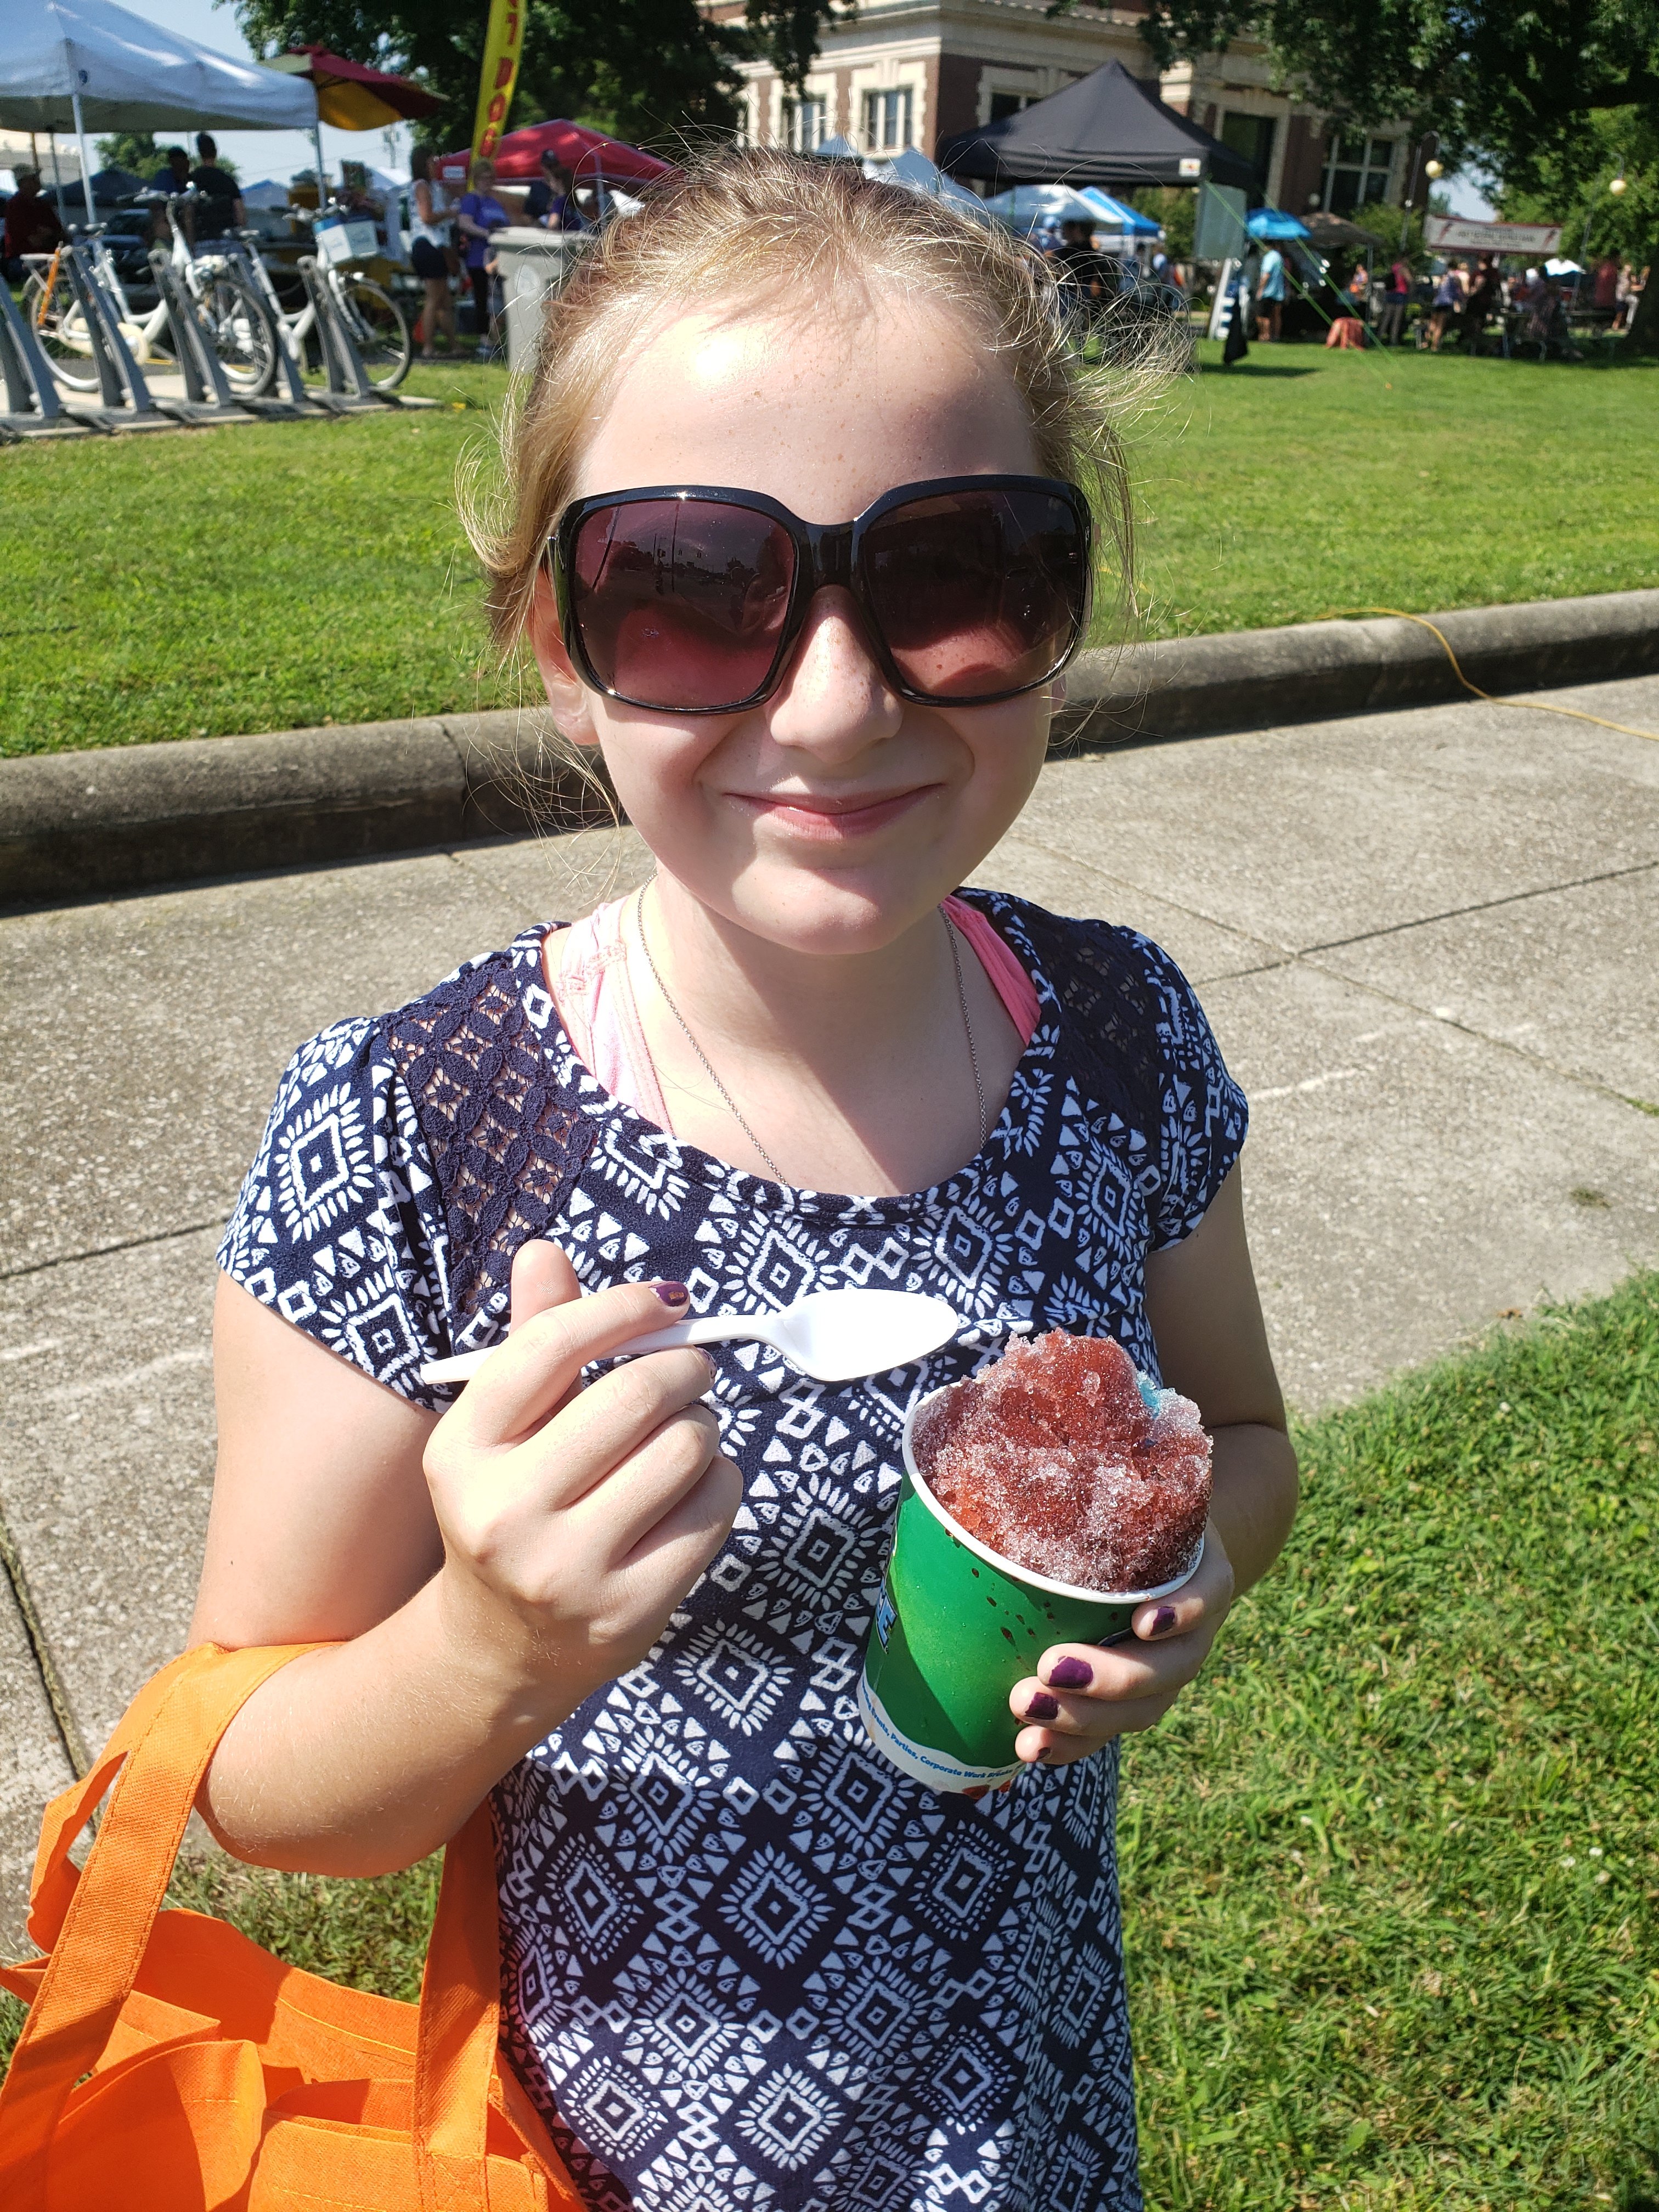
[1133,0,1659,185]
[95,130,160,175]
[223,0,754,151]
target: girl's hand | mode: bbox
[423,1243,742,1714]
[1007,1527,1237,1768]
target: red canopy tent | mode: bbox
[435,120,675,191]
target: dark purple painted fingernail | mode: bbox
[1048,1656,1093,1691]
[1151,1605,1178,1636]
[1026,1691,1060,1721]
[653,1281,690,1306]
[1035,1743,1053,1761]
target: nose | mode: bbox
[764,588,904,762]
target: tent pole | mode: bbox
[47,133,63,209]
[71,91,97,225]
[314,119,328,210]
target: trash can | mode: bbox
[493,229,585,374]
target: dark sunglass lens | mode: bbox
[571,498,794,709]
[863,488,1086,699]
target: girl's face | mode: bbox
[528,290,1063,958]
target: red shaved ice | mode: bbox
[912,1331,1210,1593]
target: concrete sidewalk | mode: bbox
[1,672,1656,1954]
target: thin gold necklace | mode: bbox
[631,883,987,1184]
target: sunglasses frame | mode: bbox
[546,473,1094,715]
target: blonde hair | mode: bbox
[471,146,1153,652]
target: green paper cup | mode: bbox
[858,1386,1204,1794]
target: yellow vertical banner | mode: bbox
[471,0,524,165]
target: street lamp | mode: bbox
[1403,131,1441,263]
[1610,169,1627,195]
[1424,158,1443,179]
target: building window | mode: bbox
[784,96,827,154]
[989,91,1034,123]
[1220,111,1275,184]
[1319,134,1396,213]
[863,88,913,155]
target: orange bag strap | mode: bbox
[0,1643,512,2209]
[0,1641,320,2200]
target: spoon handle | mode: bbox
[419,1314,768,1386]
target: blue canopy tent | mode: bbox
[983,183,1103,232]
[1246,207,1311,242]
[1080,188,1160,236]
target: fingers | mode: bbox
[443,1279,697,1443]
[1012,1691,1178,1768]
[567,1399,726,1553]
[1129,1532,1234,1643]
[508,1238,582,1329]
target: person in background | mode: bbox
[524,151,587,232]
[1428,258,1465,350]
[1052,217,1109,329]
[144,144,192,240]
[408,148,458,360]
[1615,260,1638,329]
[1345,260,1371,320]
[457,156,510,359]
[1256,240,1286,340]
[1378,251,1412,344]
[2,168,64,280]
[190,132,244,236]
[149,144,191,195]
[1459,255,1502,351]
[1592,253,1620,313]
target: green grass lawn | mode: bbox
[3,1273,1655,2204]
[2,344,1657,755]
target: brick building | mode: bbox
[712,0,1419,218]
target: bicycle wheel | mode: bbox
[337,277,411,389]
[200,269,278,396]
[22,266,101,392]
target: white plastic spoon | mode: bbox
[419,1288,966,1389]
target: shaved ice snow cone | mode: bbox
[859,1334,1209,1793]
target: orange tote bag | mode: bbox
[0,1641,586,2211]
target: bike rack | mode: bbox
[297,255,399,410]
[59,239,171,430]
[146,250,260,425]
[0,277,68,439]
[225,244,321,415]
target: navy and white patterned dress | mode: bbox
[219,890,1246,2212]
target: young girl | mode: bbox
[195,152,1298,2211]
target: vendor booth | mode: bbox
[938,60,1258,192]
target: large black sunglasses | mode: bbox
[546,475,1094,714]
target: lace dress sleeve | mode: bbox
[1131,934,1249,1249]
[216,1017,455,1408]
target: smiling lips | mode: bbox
[731,785,939,837]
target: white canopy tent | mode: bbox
[1,0,316,222]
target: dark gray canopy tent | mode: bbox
[938,60,1259,191]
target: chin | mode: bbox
[724,862,957,956]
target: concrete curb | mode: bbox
[4,588,1657,907]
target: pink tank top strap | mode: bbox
[548,893,1040,1131]
[942,894,1041,1047]
[544,899,672,1130]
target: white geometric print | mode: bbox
[219,890,1248,2211]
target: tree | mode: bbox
[96,130,160,175]
[223,0,825,151]
[1131,1,1658,178]
[1130,0,1659,346]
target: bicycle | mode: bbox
[22,190,276,396]
[238,209,411,394]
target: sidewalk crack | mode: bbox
[0,1508,90,1778]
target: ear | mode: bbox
[526,564,601,748]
